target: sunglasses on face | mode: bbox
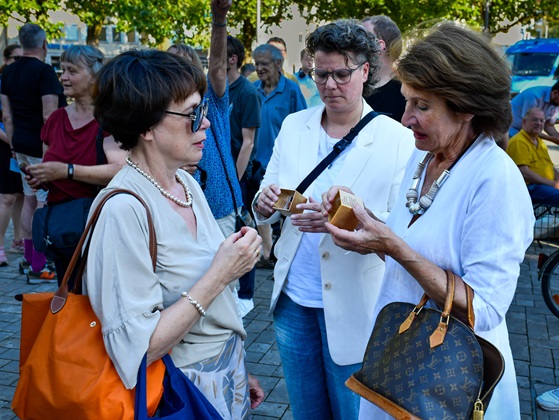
[309,63,365,85]
[164,100,209,133]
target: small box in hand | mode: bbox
[273,189,307,217]
[328,190,364,230]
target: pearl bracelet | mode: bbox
[181,291,207,317]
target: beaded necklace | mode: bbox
[126,157,193,208]
[406,136,479,215]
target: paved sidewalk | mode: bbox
[0,230,558,419]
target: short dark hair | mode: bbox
[552,81,559,92]
[397,22,512,139]
[92,49,207,151]
[362,15,402,61]
[300,48,311,61]
[227,36,246,69]
[3,44,21,61]
[267,37,287,52]
[306,19,381,97]
[19,23,46,50]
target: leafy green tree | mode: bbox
[290,0,559,35]
[0,0,64,39]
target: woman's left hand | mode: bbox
[290,197,329,233]
[325,204,396,256]
[28,161,68,183]
[248,373,265,409]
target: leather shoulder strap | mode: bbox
[51,189,156,313]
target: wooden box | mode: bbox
[272,189,307,217]
[328,190,364,230]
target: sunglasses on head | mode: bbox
[164,100,209,133]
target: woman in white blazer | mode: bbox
[252,20,414,420]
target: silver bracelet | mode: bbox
[181,291,207,317]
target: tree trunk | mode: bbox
[86,22,103,46]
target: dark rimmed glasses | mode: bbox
[164,100,209,133]
[309,63,366,85]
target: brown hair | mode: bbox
[397,22,512,139]
[92,49,206,150]
[167,44,204,73]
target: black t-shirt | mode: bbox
[1,57,66,157]
[228,75,261,175]
[364,78,406,123]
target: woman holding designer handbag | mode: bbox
[83,2,265,416]
[324,23,533,419]
[25,45,126,285]
[252,19,414,419]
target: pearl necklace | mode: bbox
[406,135,479,215]
[126,157,193,208]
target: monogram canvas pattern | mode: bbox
[353,302,484,420]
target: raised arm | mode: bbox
[208,0,231,98]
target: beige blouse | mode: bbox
[84,165,246,389]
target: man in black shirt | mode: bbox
[362,16,406,123]
[1,23,66,282]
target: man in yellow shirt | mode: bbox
[507,107,559,205]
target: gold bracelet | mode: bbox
[181,291,207,317]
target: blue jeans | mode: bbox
[528,183,559,206]
[273,292,361,420]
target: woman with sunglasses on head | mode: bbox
[83,4,264,418]
[252,19,414,419]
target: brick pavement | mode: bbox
[1,227,558,419]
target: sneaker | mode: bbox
[537,388,559,411]
[0,247,7,267]
[238,298,254,318]
[19,259,31,275]
[9,240,24,253]
[27,265,57,284]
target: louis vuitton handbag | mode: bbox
[346,271,504,420]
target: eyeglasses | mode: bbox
[164,100,208,133]
[309,63,365,85]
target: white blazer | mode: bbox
[253,101,415,365]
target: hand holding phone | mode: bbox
[19,163,48,191]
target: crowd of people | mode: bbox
[1,0,558,417]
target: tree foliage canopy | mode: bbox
[0,0,558,51]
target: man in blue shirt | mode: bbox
[252,43,307,168]
[510,83,559,144]
[295,48,322,108]
[252,43,306,267]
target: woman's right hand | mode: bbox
[255,184,281,218]
[210,226,262,287]
[325,204,396,257]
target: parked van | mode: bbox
[505,38,559,95]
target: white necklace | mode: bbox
[406,136,479,215]
[126,157,193,208]
[405,153,449,215]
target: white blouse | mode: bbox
[84,165,246,389]
[359,135,533,420]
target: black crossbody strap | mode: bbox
[295,111,378,194]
